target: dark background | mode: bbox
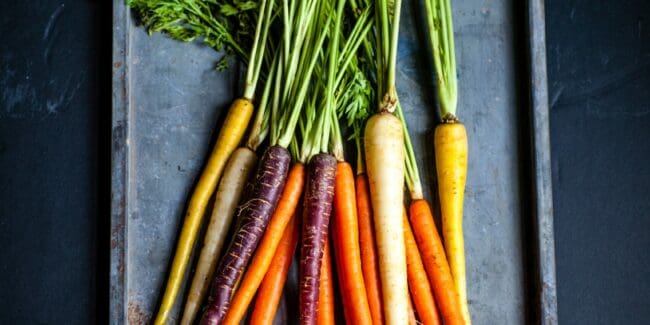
[0,0,648,324]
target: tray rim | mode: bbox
[110,0,130,323]
[110,0,558,323]
[525,0,558,324]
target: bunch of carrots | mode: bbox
[129,0,471,324]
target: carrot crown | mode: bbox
[376,0,402,113]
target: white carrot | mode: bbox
[364,111,408,325]
[179,51,279,325]
[180,147,256,325]
[362,0,409,323]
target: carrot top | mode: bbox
[271,0,328,149]
[299,0,374,163]
[127,0,254,67]
[425,0,458,119]
[376,0,403,113]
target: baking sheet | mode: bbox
[111,0,557,323]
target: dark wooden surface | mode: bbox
[0,1,111,323]
[546,1,650,323]
[0,0,648,324]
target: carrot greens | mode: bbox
[425,0,458,119]
[127,0,257,69]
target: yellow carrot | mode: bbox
[434,121,469,323]
[154,98,253,325]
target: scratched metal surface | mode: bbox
[111,0,557,324]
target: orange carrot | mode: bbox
[332,162,372,325]
[409,199,464,325]
[249,212,300,325]
[404,210,441,325]
[355,173,384,325]
[222,163,305,325]
[318,238,335,325]
[332,229,352,325]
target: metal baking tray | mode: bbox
[111,0,557,323]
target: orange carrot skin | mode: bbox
[409,199,464,325]
[404,211,441,325]
[407,294,418,325]
[318,238,335,325]
[332,228,352,325]
[355,174,384,325]
[222,163,305,325]
[333,162,372,325]
[249,213,300,325]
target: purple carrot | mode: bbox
[200,145,291,325]
[299,153,337,325]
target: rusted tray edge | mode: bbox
[526,0,558,324]
[111,0,130,322]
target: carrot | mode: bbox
[317,238,335,325]
[435,122,469,321]
[409,199,464,325]
[180,147,257,325]
[355,173,384,325]
[424,0,471,321]
[331,225,352,325]
[154,97,254,325]
[332,161,372,325]
[299,153,337,325]
[221,163,305,325]
[364,111,408,324]
[363,0,409,321]
[249,211,300,325]
[201,146,291,325]
[404,210,441,325]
